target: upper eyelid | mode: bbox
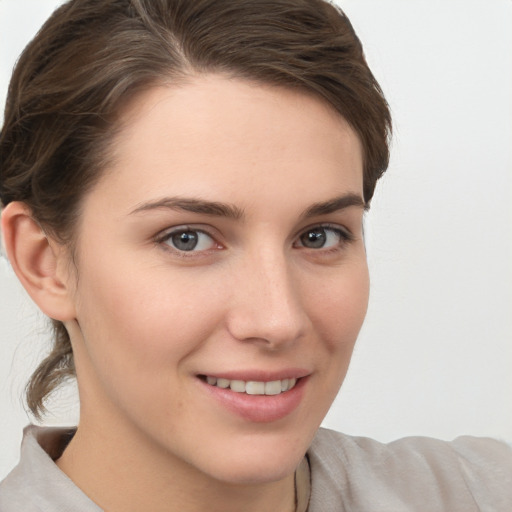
[294,222,355,241]
[155,224,218,240]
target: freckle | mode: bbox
[176,398,185,412]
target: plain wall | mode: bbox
[1,0,511,478]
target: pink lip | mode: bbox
[197,372,309,423]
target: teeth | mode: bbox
[265,380,282,395]
[246,381,265,395]
[230,380,246,393]
[217,378,230,389]
[204,376,299,395]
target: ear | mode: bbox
[1,201,76,322]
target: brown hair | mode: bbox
[0,0,391,418]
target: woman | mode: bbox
[0,0,510,510]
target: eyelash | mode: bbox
[155,226,221,258]
[293,224,355,252]
[155,223,355,257]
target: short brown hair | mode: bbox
[0,0,391,418]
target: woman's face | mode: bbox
[65,75,369,484]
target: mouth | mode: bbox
[199,375,298,396]
[197,372,308,422]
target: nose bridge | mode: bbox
[227,243,306,347]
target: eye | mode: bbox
[160,228,217,252]
[295,226,351,250]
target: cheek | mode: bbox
[73,253,223,386]
[291,260,369,428]
[305,260,369,353]
[72,262,223,430]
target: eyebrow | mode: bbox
[130,197,244,220]
[129,193,366,220]
[300,193,367,219]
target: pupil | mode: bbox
[172,231,198,251]
[302,228,326,248]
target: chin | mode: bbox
[206,456,300,486]
[191,430,311,486]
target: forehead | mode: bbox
[86,74,364,216]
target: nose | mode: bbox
[225,248,308,349]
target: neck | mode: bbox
[56,415,296,512]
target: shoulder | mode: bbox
[0,425,101,512]
[306,427,512,512]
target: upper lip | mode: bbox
[197,368,311,382]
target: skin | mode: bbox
[3,75,369,512]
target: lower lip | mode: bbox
[198,377,308,423]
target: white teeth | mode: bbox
[217,378,230,389]
[246,381,265,395]
[230,380,246,393]
[265,380,282,395]
[204,376,299,395]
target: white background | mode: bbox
[1,0,511,479]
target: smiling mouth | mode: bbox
[199,375,298,396]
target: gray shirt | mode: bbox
[1,425,511,511]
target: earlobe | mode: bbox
[1,201,76,322]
